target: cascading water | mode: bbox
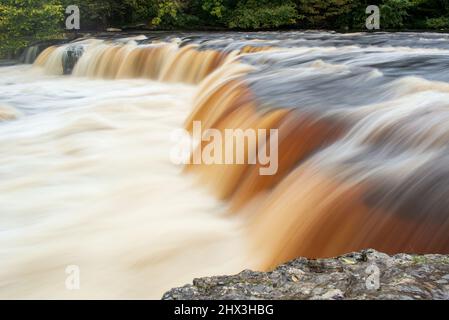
[1,31,449,298]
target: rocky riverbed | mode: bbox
[162,249,449,300]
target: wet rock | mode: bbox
[0,60,19,66]
[162,249,449,300]
[19,39,67,64]
[62,45,84,75]
[106,28,122,32]
[20,45,40,64]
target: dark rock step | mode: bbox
[162,249,449,300]
[0,60,19,66]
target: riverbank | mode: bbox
[163,249,449,300]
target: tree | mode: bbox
[227,0,298,29]
[60,0,128,29]
[380,0,411,29]
[0,0,64,58]
[296,0,356,28]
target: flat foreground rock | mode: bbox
[162,249,449,300]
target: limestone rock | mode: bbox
[162,249,449,300]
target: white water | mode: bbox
[0,65,252,299]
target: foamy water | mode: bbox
[4,31,449,298]
[0,65,253,299]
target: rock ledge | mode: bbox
[162,249,449,300]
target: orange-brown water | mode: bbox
[3,32,449,298]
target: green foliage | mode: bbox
[123,0,158,25]
[380,0,411,28]
[60,0,127,29]
[297,0,356,28]
[425,16,449,29]
[0,0,64,58]
[406,0,449,29]
[202,0,227,19]
[151,0,180,26]
[227,0,297,29]
[3,0,449,58]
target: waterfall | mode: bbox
[3,31,449,297]
[30,33,449,266]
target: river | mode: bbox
[1,31,449,298]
